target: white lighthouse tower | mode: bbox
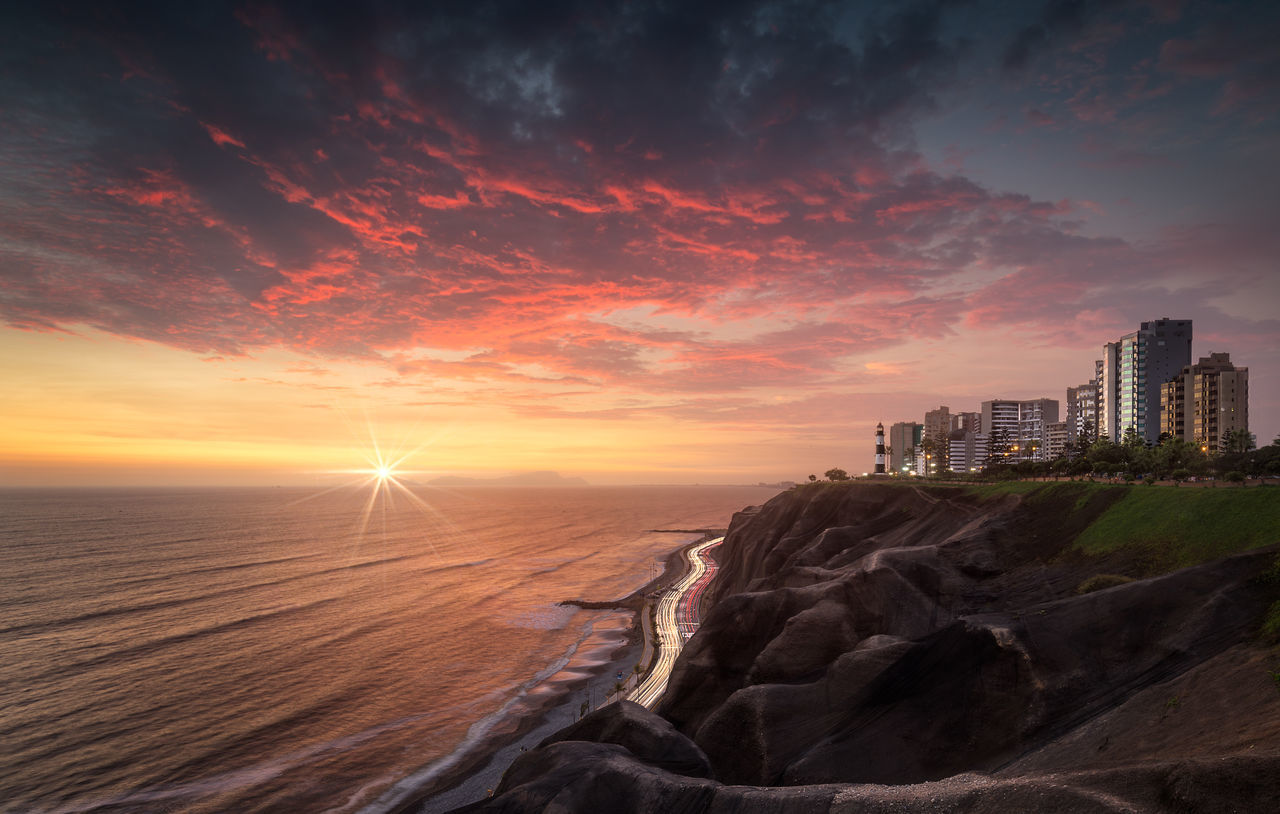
[874,422,886,474]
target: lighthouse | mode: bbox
[874,422,886,474]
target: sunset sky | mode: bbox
[2,0,1278,486]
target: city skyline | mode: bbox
[2,1,1278,486]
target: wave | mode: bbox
[32,708,442,814]
[356,615,621,814]
[18,596,344,685]
[0,554,495,637]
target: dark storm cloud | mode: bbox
[1002,0,1123,73]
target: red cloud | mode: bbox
[201,122,246,149]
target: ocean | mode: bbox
[0,484,781,813]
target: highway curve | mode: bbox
[628,536,723,708]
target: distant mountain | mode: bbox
[426,470,589,487]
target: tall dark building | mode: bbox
[1098,318,1192,444]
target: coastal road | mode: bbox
[628,536,723,709]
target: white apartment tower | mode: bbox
[982,398,1060,462]
[1065,382,1099,444]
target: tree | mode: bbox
[1170,468,1192,485]
[985,428,1011,469]
[824,468,850,481]
[1152,437,1205,479]
[808,474,817,482]
[1121,426,1143,450]
[920,437,945,478]
[1223,429,1256,454]
[899,445,917,476]
[1078,417,1096,447]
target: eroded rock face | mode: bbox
[536,700,712,779]
[456,483,1280,813]
[462,731,1280,814]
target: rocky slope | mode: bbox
[456,482,1280,812]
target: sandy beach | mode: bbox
[383,534,714,814]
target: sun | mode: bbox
[375,464,394,482]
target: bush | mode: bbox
[1076,573,1136,594]
[1263,600,1280,642]
[1225,471,1247,485]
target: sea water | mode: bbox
[0,484,780,813]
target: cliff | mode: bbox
[456,482,1280,812]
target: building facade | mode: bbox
[1065,382,1099,445]
[1098,318,1192,445]
[981,398,1060,462]
[948,430,988,473]
[923,405,951,470]
[1159,353,1249,453]
[1046,421,1070,460]
[924,406,951,441]
[889,421,923,474]
[951,411,981,433]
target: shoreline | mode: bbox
[380,530,722,814]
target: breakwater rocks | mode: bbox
[456,482,1280,813]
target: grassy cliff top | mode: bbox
[792,478,1280,573]
[966,480,1280,570]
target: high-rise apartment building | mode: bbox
[924,406,951,443]
[1046,421,1070,459]
[1159,353,1249,453]
[1018,398,1058,461]
[923,406,951,468]
[951,411,981,433]
[1065,382,1099,444]
[981,398,1060,462]
[1098,318,1192,444]
[948,429,988,473]
[981,400,1020,459]
[889,422,923,474]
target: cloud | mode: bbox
[0,0,1275,416]
[1002,0,1123,73]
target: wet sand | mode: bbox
[382,534,714,814]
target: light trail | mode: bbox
[629,536,723,709]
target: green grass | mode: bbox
[954,480,1280,571]
[965,480,1117,504]
[799,480,1280,572]
[1069,486,1280,568]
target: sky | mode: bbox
[1,0,1278,486]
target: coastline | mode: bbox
[377,531,721,814]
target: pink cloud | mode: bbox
[200,122,246,150]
